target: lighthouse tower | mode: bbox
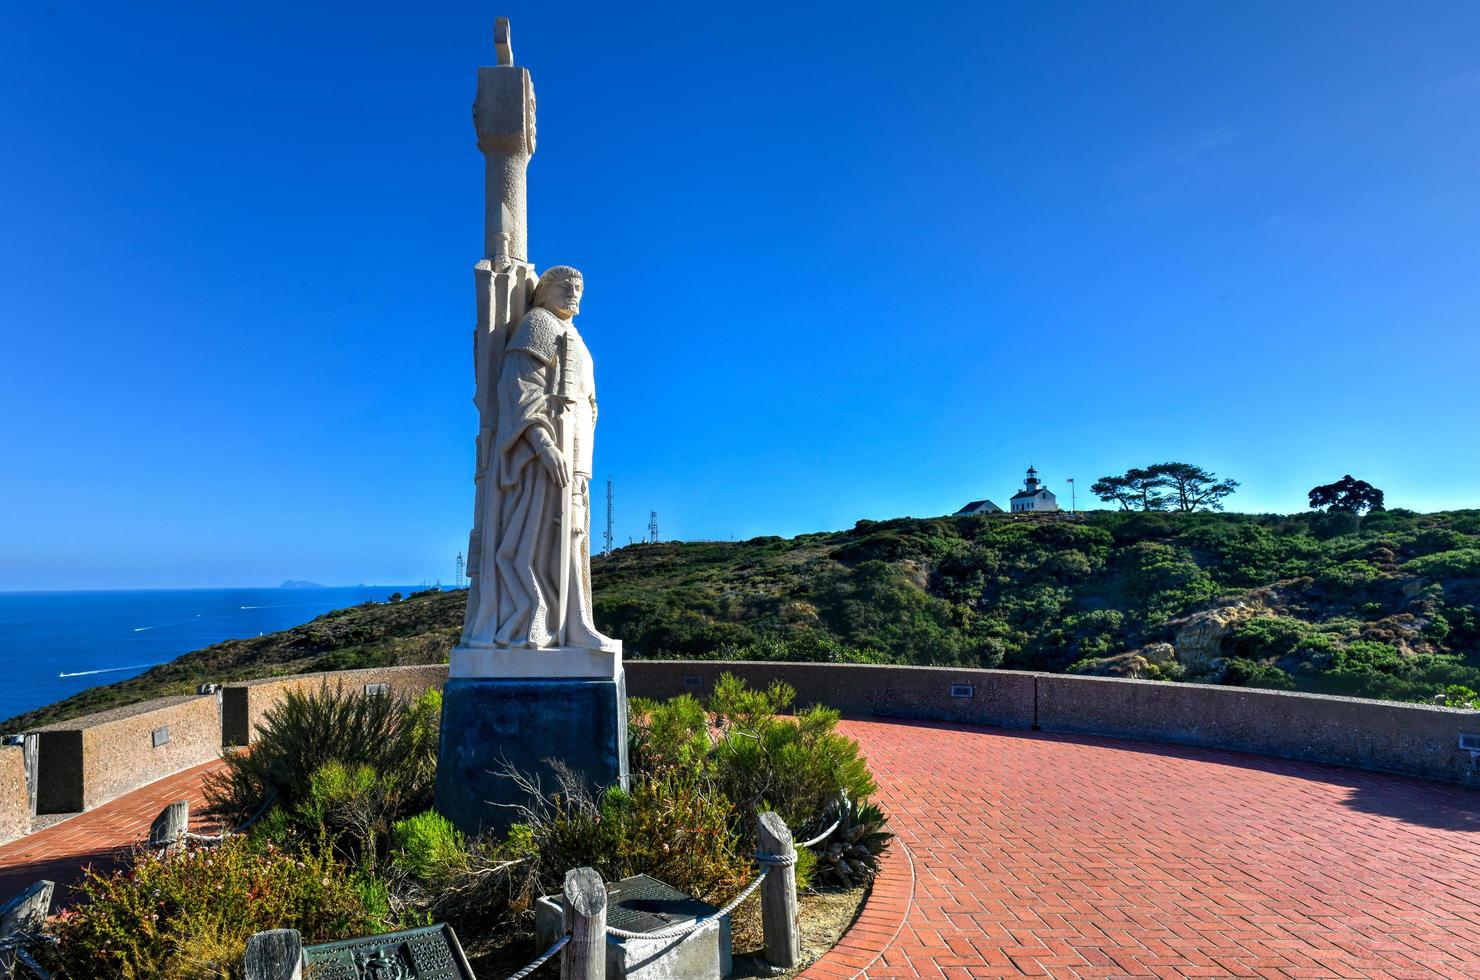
[1011,465,1059,513]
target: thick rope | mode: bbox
[605,867,771,941]
[502,933,569,980]
[797,814,843,850]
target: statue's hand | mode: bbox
[538,444,571,488]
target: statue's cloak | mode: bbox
[464,299,598,649]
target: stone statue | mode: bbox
[439,18,628,837]
[452,16,622,676]
[467,264,617,652]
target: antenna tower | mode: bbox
[604,478,614,556]
[455,551,465,588]
[648,511,659,544]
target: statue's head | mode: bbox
[534,265,583,319]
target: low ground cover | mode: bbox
[30,679,891,978]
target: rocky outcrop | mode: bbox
[1173,603,1262,673]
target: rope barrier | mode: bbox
[602,804,845,943]
[797,814,843,850]
[502,933,570,980]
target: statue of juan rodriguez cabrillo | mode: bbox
[468,264,617,653]
[436,18,628,836]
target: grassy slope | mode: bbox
[7,509,1479,731]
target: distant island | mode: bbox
[278,580,325,589]
[5,508,1478,731]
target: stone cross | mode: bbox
[473,16,536,263]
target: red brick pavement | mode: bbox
[0,757,227,902]
[802,720,1480,980]
[3,724,1478,980]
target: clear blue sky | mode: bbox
[3,2,1478,590]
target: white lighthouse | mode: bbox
[1010,466,1058,513]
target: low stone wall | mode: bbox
[627,660,1480,788]
[221,664,449,746]
[625,661,1036,729]
[1035,673,1480,787]
[32,693,222,813]
[21,659,1479,819]
[0,745,28,845]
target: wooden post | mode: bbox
[243,928,305,980]
[561,866,606,980]
[150,800,190,848]
[758,810,801,969]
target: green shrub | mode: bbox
[1403,549,1480,580]
[206,685,440,833]
[708,674,876,841]
[629,693,711,774]
[1231,617,1335,660]
[1220,658,1295,690]
[398,764,755,934]
[46,837,395,979]
[1445,685,1480,710]
[391,810,468,880]
[600,771,755,901]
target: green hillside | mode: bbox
[7,509,1480,731]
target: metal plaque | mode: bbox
[303,923,474,980]
[605,874,717,936]
[151,726,170,747]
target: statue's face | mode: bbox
[543,275,583,318]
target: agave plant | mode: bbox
[807,794,892,887]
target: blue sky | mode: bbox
[2,1,1478,590]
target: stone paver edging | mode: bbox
[800,835,916,978]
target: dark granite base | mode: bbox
[435,674,629,837]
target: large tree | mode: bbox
[1308,475,1385,515]
[1091,467,1167,511]
[1149,462,1239,512]
[1092,463,1238,512]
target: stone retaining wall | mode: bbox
[1035,673,1480,786]
[0,746,28,845]
[33,693,222,813]
[625,661,1036,728]
[22,659,1480,818]
[221,664,450,746]
[632,661,1480,788]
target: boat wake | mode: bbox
[133,614,204,632]
[59,663,162,678]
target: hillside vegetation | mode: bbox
[7,509,1479,730]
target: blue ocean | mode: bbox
[0,587,418,723]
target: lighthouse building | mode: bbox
[1010,466,1058,513]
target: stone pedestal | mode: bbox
[435,646,629,838]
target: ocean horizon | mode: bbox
[0,585,423,723]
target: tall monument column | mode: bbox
[436,18,628,837]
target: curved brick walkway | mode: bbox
[0,758,226,902]
[803,720,1480,980]
[3,723,1478,979]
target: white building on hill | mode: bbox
[1010,466,1058,513]
[955,498,1003,516]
